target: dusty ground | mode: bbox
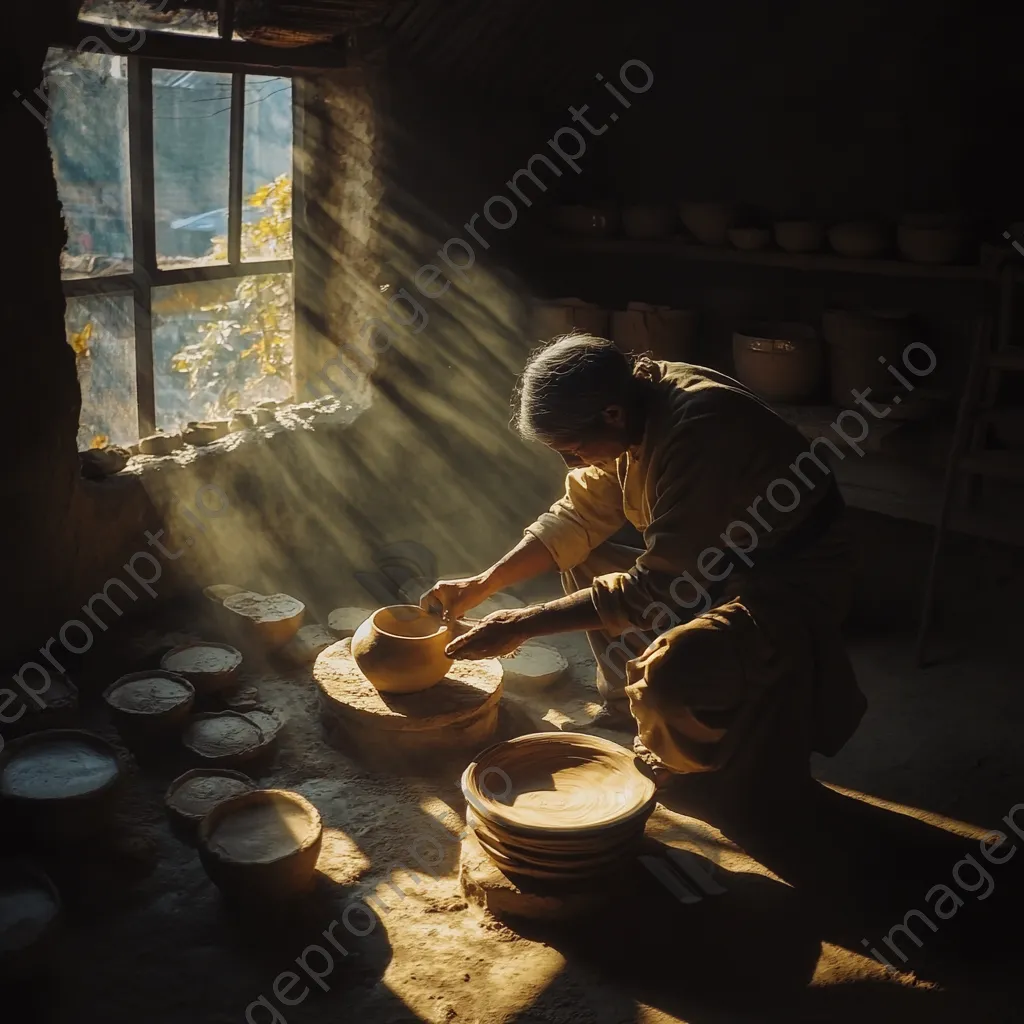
[7,512,1024,1024]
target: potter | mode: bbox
[422,334,867,813]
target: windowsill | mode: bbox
[100,395,366,480]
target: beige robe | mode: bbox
[524,361,866,772]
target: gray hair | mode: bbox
[512,333,648,445]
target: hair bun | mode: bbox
[629,354,657,382]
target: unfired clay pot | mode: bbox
[351,605,453,694]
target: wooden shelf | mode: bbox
[549,235,992,281]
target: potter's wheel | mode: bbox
[312,639,503,765]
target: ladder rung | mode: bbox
[991,349,1024,372]
[958,450,1024,481]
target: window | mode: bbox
[45,49,295,450]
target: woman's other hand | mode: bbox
[445,610,531,659]
[420,574,494,621]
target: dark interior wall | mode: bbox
[3,4,1020,671]
[537,2,1021,222]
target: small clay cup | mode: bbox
[351,605,453,694]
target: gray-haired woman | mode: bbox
[422,334,866,790]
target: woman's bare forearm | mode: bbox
[515,588,603,635]
[482,534,557,591]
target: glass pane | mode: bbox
[44,48,132,279]
[78,0,220,38]
[154,69,232,269]
[66,294,138,450]
[153,274,295,431]
[242,76,293,262]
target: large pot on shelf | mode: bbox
[731,322,822,403]
[822,309,915,407]
[611,304,698,362]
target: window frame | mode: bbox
[60,56,296,439]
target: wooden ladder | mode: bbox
[916,259,1023,666]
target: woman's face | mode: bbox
[549,409,631,470]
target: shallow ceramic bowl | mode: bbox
[621,204,676,239]
[727,226,770,251]
[0,729,123,840]
[197,789,323,902]
[351,605,453,694]
[160,642,243,694]
[773,220,824,253]
[678,201,738,245]
[164,768,255,839]
[462,732,657,838]
[897,216,965,264]
[0,860,63,978]
[828,221,889,258]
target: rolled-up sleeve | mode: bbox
[524,465,626,571]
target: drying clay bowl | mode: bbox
[773,220,824,253]
[0,730,123,840]
[222,592,305,649]
[103,670,195,740]
[621,204,677,240]
[197,789,323,902]
[462,732,657,837]
[164,768,255,839]
[897,216,966,264]
[351,605,453,694]
[160,642,243,694]
[678,201,738,245]
[182,711,267,768]
[1,673,79,741]
[727,226,770,251]
[828,220,889,258]
[0,861,62,978]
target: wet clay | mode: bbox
[106,676,192,713]
[1,737,120,799]
[162,645,241,676]
[206,797,318,864]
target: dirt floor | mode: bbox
[7,512,1024,1024]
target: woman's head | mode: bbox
[512,334,651,468]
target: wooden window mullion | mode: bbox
[227,72,245,268]
[128,58,157,437]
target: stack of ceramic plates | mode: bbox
[460,733,657,883]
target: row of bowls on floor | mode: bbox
[1,760,323,975]
[552,202,974,264]
[2,719,657,978]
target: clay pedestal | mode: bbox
[458,833,611,922]
[313,640,502,768]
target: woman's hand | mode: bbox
[420,574,494,621]
[445,610,532,659]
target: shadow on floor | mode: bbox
[662,781,1024,990]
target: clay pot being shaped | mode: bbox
[351,605,453,694]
